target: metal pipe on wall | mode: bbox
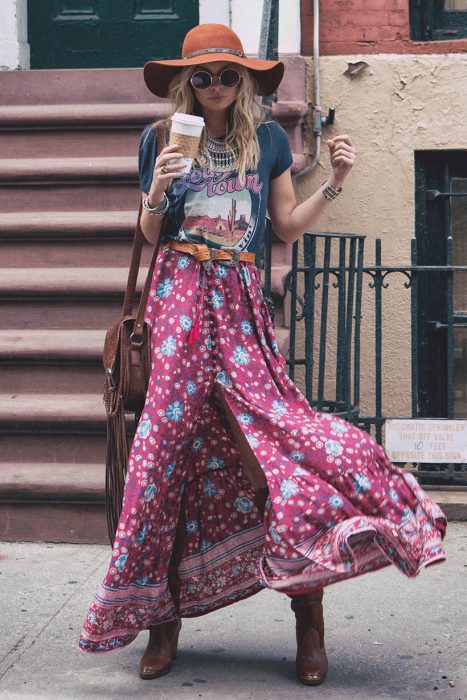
[295,0,324,181]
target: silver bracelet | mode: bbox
[143,193,169,215]
[321,179,342,201]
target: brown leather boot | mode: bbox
[139,619,182,679]
[290,589,328,685]
[139,494,185,679]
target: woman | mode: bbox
[78,24,447,686]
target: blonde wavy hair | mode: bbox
[167,64,266,185]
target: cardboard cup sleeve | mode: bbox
[169,131,201,159]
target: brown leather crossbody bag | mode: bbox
[102,119,168,544]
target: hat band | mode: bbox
[184,47,245,59]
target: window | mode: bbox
[410,0,467,40]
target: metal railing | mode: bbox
[261,228,467,486]
[286,231,364,425]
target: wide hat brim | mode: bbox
[144,53,285,98]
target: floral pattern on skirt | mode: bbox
[78,246,447,653]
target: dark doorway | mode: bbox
[415,151,467,418]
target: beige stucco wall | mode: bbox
[291,53,467,421]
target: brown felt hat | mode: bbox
[144,23,284,98]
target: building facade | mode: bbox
[297,0,467,424]
[0,0,466,542]
[1,1,466,422]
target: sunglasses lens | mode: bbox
[220,69,241,87]
[191,71,212,90]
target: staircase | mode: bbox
[0,63,307,544]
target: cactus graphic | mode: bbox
[227,200,237,239]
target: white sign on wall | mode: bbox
[385,419,467,463]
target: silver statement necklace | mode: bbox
[203,132,238,171]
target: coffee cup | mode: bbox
[168,112,205,174]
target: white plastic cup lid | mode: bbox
[171,112,205,127]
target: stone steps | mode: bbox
[0,210,136,238]
[0,463,107,544]
[0,266,147,295]
[1,461,104,502]
[0,183,140,213]
[0,393,136,465]
[0,102,168,126]
[0,393,108,432]
[1,431,107,465]
[0,65,303,543]
[0,156,136,183]
[0,266,146,329]
[0,156,140,211]
[0,210,152,267]
[0,330,105,393]
[0,393,109,464]
[0,102,169,158]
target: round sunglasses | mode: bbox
[190,68,242,91]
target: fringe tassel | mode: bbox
[188,321,200,344]
[105,400,130,546]
[188,266,206,345]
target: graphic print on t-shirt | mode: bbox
[170,167,263,250]
[183,187,251,247]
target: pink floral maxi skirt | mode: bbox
[78,246,447,653]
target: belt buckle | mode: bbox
[200,246,216,272]
[220,247,241,267]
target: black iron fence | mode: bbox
[261,223,467,486]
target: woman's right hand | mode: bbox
[148,143,186,204]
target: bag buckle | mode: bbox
[105,367,116,391]
[130,331,144,346]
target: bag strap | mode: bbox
[131,227,164,342]
[122,119,169,317]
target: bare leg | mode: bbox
[212,385,267,491]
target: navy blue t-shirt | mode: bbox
[138,121,293,254]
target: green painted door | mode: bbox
[28,0,198,68]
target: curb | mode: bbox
[427,489,467,521]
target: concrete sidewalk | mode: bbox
[0,526,466,700]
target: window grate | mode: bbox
[410,0,467,40]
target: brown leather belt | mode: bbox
[163,240,256,267]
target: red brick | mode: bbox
[388,10,409,27]
[342,0,364,8]
[341,0,367,8]
[320,14,345,26]
[335,0,355,8]
[318,35,467,55]
[319,41,376,54]
[349,0,402,9]
[320,12,344,28]
[341,10,390,26]
[362,25,398,41]
[301,0,467,54]
[320,25,366,42]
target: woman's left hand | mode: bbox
[326,134,357,185]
